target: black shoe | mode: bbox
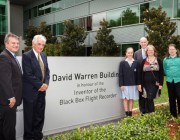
[128,111,132,116]
[125,111,129,116]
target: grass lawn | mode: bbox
[134,77,169,108]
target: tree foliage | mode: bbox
[143,6,180,58]
[92,19,119,56]
[122,8,139,26]
[108,8,139,27]
[60,20,87,56]
[43,44,61,56]
[24,21,57,46]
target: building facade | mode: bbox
[2,0,180,55]
[0,0,8,51]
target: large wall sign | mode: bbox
[16,57,125,139]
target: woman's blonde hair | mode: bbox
[145,44,157,57]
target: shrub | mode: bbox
[46,105,171,140]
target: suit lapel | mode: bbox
[139,49,143,59]
[30,50,41,71]
[4,49,22,75]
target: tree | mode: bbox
[60,20,87,56]
[92,19,119,56]
[24,21,57,46]
[143,6,180,58]
[122,8,139,26]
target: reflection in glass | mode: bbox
[121,6,139,26]
[161,0,173,18]
[107,9,122,27]
[57,23,64,35]
[140,3,149,23]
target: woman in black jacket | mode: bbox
[140,45,164,114]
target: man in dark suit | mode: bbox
[0,33,22,140]
[134,37,148,114]
[22,34,50,140]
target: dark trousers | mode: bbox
[23,93,46,140]
[139,93,155,114]
[0,106,16,140]
[167,81,180,118]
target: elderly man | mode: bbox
[134,37,148,115]
[22,34,50,140]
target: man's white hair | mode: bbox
[32,34,46,44]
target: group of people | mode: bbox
[0,32,50,140]
[0,32,180,140]
[119,37,180,118]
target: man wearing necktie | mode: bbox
[0,33,22,140]
[134,37,148,115]
[22,35,50,140]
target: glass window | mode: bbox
[0,16,2,33]
[2,15,6,33]
[92,12,106,30]
[64,0,74,8]
[86,16,92,31]
[32,6,37,18]
[140,3,149,23]
[57,23,64,35]
[75,0,88,4]
[0,5,5,15]
[53,24,56,36]
[149,0,160,9]
[161,0,173,18]
[44,1,52,14]
[79,18,85,28]
[107,9,123,27]
[38,4,44,16]
[52,0,64,11]
[121,5,140,26]
[174,0,180,18]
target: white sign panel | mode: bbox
[16,57,124,139]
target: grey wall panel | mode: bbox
[90,0,143,14]
[112,24,145,43]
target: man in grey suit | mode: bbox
[134,37,148,114]
[22,34,50,140]
[0,33,22,140]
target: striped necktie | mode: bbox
[14,55,22,72]
[38,54,44,81]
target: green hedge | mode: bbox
[46,105,173,140]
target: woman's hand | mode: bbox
[159,85,162,90]
[120,86,124,91]
[137,85,142,92]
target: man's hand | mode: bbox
[38,84,49,92]
[9,97,16,108]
